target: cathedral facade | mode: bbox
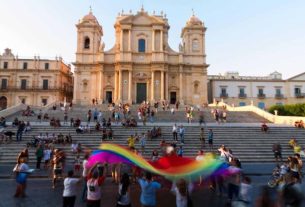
[73,8,208,105]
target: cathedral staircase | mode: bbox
[0,124,303,164]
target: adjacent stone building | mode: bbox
[0,48,73,110]
[209,71,305,109]
[73,8,208,105]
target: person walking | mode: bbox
[81,154,90,202]
[179,125,185,144]
[35,144,43,170]
[208,129,214,151]
[63,170,81,207]
[272,142,282,163]
[117,173,131,207]
[172,124,178,141]
[14,158,30,198]
[87,110,92,124]
[150,110,155,123]
[16,121,25,141]
[138,172,161,207]
[140,133,146,155]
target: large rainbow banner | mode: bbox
[87,143,239,181]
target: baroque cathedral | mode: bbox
[73,8,208,105]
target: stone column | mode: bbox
[151,71,155,101]
[128,30,131,51]
[152,30,155,52]
[120,30,123,52]
[179,70,183,103]
[118,70,122,102]
[165,72,168,100]
[72,71,79,104]
[100,71,104,102]
[128,71,132,103]
[160,30,163,51]
[161,71,164,100]
[114,71,118,101]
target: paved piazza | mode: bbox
[1,163,305,207]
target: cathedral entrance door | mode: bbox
[170,92,177,104]
[136,83,147,104]
[106,91,113,103]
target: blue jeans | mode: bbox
[16,131,23,141]
[179,133,184,143]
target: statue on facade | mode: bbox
[179,43,184,52]
[99,42,105,52]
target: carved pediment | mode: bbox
[134,72,148,78]
[117,12,165,25]
[169,85,179,91]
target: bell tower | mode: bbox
[181,14,206,56]
[73,9,103,105]
[179,14,208,105]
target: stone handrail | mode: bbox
[0,101,60,118]
[209,101,305,126]
[0,103,27,117]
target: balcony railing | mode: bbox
[257,94,266,99]
[220,93,228,98]
[295,93,305,98]
[238,93,247,98]
[275,94,284,99]
[0,86,73,93]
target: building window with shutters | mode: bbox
[43,79,48,90]
[1,79,7,89]
[138,39,146,52]
[3,62,8,69]
[23,62,28,70]
[45,63,49,70]
[21,79,27,89]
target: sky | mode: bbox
[0,0,304,78]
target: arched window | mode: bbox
[84,37,90,49]
[138,39,146,52]
[192,39,199,52]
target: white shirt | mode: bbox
[43,149,51,161]
[239,183,252,203]
[171,183,193,207]
[172,125,177,132]
[63,177,79,197]
[82,159,88,177]
[18,163,29,172]
[87,179,102,200]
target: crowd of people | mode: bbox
[2,103,305,207]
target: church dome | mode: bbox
[81,11,98,23]
[187,15,203,26]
